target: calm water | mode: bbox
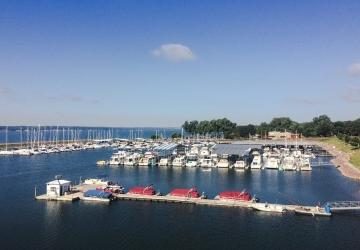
[0,149,360,250]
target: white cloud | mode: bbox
[348,63,360,76]
[152,43,196,62]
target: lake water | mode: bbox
[0,148,360,250]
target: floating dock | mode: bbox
[35,183,309,212]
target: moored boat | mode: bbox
[168,187,204,198]
[82,190,114,202]
[252,203,286,213]
[294,205,331,217]
[216,190,257,202]
[128,185,156,195]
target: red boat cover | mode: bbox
[128,186,155,195]
[170,188,200,198]
[218,191,252,201]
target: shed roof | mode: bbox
[47,180,71,185]
[212,144,262,156]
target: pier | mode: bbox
[35,183,312,213]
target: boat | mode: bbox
[159,157,172,166]
[124,153,140,166]
[168,187,204,198]
[294,206,331,217]
[172,155,186,167]
[234,159,247,170]
[199,147,210,157]
[97,183,125,194]
[299,158,312,171]
[128,185,156,195]
[185,154,199,167]
[200,157,215,168]
[82,190,114,202]
[216,190,256,202]
[252,203,286,213]
[217,155,231,168]
[84,178,110,185]
[251,155,262,169]
[266,156,280,170]
[281,155,296,171]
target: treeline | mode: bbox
[182,115,360,139]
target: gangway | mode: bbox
[326,201,360,211]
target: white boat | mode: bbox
[299,158,312,171]
[172,156,186,167]
[84,178,109,185]
[185,154,199,167]
[252,203,286,213]
[282,156,296,171]
[200,157,215,168]
[159,157,172,166]
[266,156,280,170]
[199,147,210,157]
[234,160,247,170]
[251,155,262,169]
[294,206,331,217]
[217,156,231,168]
[124,153,141,166]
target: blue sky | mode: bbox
[0,0,359,126]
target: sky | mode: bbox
[0,0,359,127]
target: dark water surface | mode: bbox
[0,149,360,250]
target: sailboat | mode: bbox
[0,126,14,155]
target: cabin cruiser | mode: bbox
[251,155,262,169]
[185,154,199,167]
[199,147,210,157]
[159,157,172,166]
[200,157,216,168]
[252,203,286,213]
[124,153,141,166]
[234,159,247,170]
[282,155,296,171]
[217,155,231,168]
[299,158,312,171]
[266,156,280,170]
[172,155,186,167]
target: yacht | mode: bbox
[172,155,186,167]
[185,154,199,167]
[299,158,312,171]
[234,159,247,170]
[124,153,140,166]
[200,157,215,168]
[266,156,280,170]
[217,155,231,168]
[251,155,262,169]
[159,157,172,166]
[199,147,210,157]
[282,155,296,171]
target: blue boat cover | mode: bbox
[84,189,112,199]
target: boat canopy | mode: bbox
[170,188,200,198]
[218,191,252,201]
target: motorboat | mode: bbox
[217,155,231,168]
[251,155,262,169]
[282,156,296,171]
[172,155,186,167]
[252,203,286,213]
[185,154,199,167]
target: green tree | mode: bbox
[313,115,334,136]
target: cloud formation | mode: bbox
[348,63,360,76]
[152,43,196,62]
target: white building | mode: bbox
[46,180,71,197]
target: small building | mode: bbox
[268,131,300,140]
[46,179,71,197]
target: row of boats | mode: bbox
[79,178,331,216]
[101,144,315,172]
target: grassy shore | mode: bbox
[315,137,360,170]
